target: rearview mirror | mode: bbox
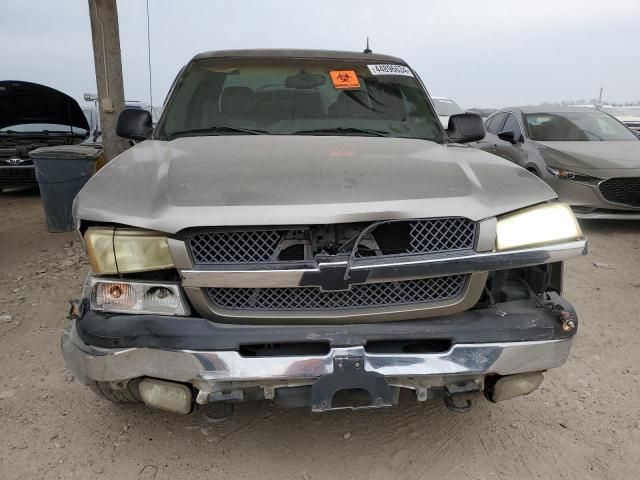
[116,109,153,141]
[446,113,485,143]
[498,130,517,143]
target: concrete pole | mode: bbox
[87,0,129,162]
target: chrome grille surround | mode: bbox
[169,220,588,322]
[205,275,467,312]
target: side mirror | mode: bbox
[498,130,517,143]
[116,109,153,141]
[446,113,485,143]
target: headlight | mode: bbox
[84,227,174,274]
[496,203,582,251]
[546,166,600,184]
[90,278,189,316]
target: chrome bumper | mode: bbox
[63,321,573,386]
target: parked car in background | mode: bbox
[467,107,497,119]
[431,96,464,127]
[603,106,640,134]
[63,49,586,417]
[0,81,89,191]
[475,106,640,219]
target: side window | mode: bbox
[486,113,507,134]
[484,116,495,132]
[502,113,523,140]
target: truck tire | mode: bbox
[92,380,142,403]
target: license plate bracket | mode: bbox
[310,356,393,412]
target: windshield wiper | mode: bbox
[167,125,267,140]
[292,127,390,137]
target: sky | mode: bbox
[2,0,640,109]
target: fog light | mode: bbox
[139,379,192,415]
[90,278,190,316]
[486,372,544,403]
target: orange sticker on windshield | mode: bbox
[329,70,360,89]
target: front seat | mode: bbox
[219,86,256,125]
[292,89,325,118]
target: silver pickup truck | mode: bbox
[63,49,586,415]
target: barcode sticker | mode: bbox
[367,64,414,76]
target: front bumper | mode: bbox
[63,293,577,409]
[63,322,573,384]
[545,175,640,219]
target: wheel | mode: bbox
[91,380,141,403]
[527,168,540,177]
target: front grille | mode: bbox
[206,275,466,311]
[599,178,640,207]
[188,217,476,265]
[363,218,476,257]
[189,230,282,264]
[0,166,37,187]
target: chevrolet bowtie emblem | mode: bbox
[299,260,369,292]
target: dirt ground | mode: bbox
[1,190,639,480]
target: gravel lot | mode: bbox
[1,190,639,480]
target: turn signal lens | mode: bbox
[94,282,135,309]
[496,203,582,251]
[84,227,174,274]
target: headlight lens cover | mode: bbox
[496,203,583,251]
[84,227,174,274]
[90,278,189,316]
[546,166,600,184]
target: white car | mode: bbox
[431,96,464,127]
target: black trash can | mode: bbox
[30,145,101,232]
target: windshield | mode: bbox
[156,57,443,142]
[432,98,464,116]
[525,111,638,141]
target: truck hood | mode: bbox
[75,136,556,233]
[538,141,640,170]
